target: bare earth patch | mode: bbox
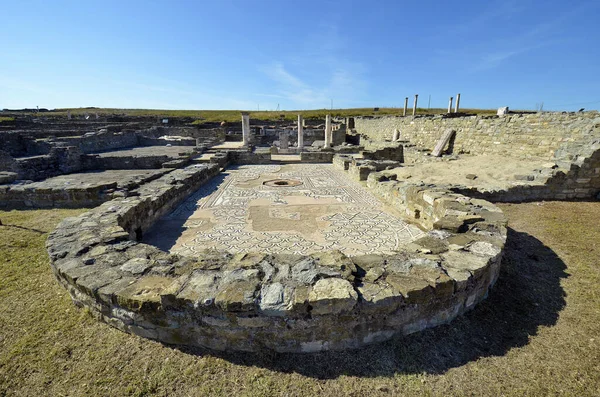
[0,201,599,396]
[387,154,550,191]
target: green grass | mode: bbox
[0,116,15,123]
[4,107,498,124]
[0,202,599,396]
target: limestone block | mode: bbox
[215,280,259,312]
[309,278,358,315]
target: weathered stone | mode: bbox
[413,235,449,254]
[441,250,490,279]
[117,276,176,312]
[364,267,386,282]
[309,278,358,315]
[215,281,259,312]
[259,282,293,316]
[385,274,432,304]
[120,258,153,275]
[312,250,356,280]
[357,282,401,313]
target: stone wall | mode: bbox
[15,146,84,181]
[46,163,506,353]
[82,154,174,170]
[0,132,29,156]
[355,112,600,161]
[53,130,140,154]
[300,151,335,163]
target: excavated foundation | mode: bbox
[46,161,506,353]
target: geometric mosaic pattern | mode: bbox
[146,164,424,256]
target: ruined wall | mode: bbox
[0,132,30,156]
[46,164,506,353]
[355,112,600,161]
[53,130,139,154]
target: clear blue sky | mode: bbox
[1,0,599,111]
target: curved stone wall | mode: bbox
[47,163,507,353]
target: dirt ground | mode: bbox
[0,200,599,396]
[387,154,551,190]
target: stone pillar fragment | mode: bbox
[413,95,418,116]
[392,129,400,141]
[324,115,332,147]
[448,97,453,113]
[297,114,304,151]
[403,97,408,116]
[280,130,289,149]
[241,112,250,146]
[455,93,461,113]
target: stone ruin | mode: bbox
[2,110,599,353]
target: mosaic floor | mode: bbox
[144,164,424,256]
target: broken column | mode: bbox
[403,97,408,116]
[454,93,461,113]
[280,130,289,149]
[241,112,250,146]
[392,129,400,141]
[412,95,418,116]
[448,97,453,113]
[297,114,304,151]
[324,114,332,148]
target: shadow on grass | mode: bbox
[0,223,47,234]
[177,227,568,378]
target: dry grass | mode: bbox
[0,201,599,396]
[6,107,498,124]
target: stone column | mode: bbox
[241,112,250,146]
[412,95,418,116]
[392,129,400,141]
[280,130,289,149]
[448,97,453,114]
[454,93,461,113]
[297,114,304,151]
[324,114,332,147]
[403,97,408,116]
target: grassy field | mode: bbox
[0,202,599,396]
[4,107,498,124]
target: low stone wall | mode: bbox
[138,136,197,147]
[46,162,506,353]
[300,151,335,163]
[1,181,116,209]
[82,154,174,170]
[347,159,401,181]
[354,112,600,161]
[15,146,84,181]
[361,144,404,162]
[229,150,273,165]
[54,130,140,154]
[0,170,172,209]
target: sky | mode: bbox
[1,0,599,111]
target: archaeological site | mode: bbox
[1,108,599,353]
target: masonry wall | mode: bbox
[54,131,140,154]
[354,112,600,161]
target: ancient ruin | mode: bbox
[2,109,598,353]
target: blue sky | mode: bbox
[1,0,599,111]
